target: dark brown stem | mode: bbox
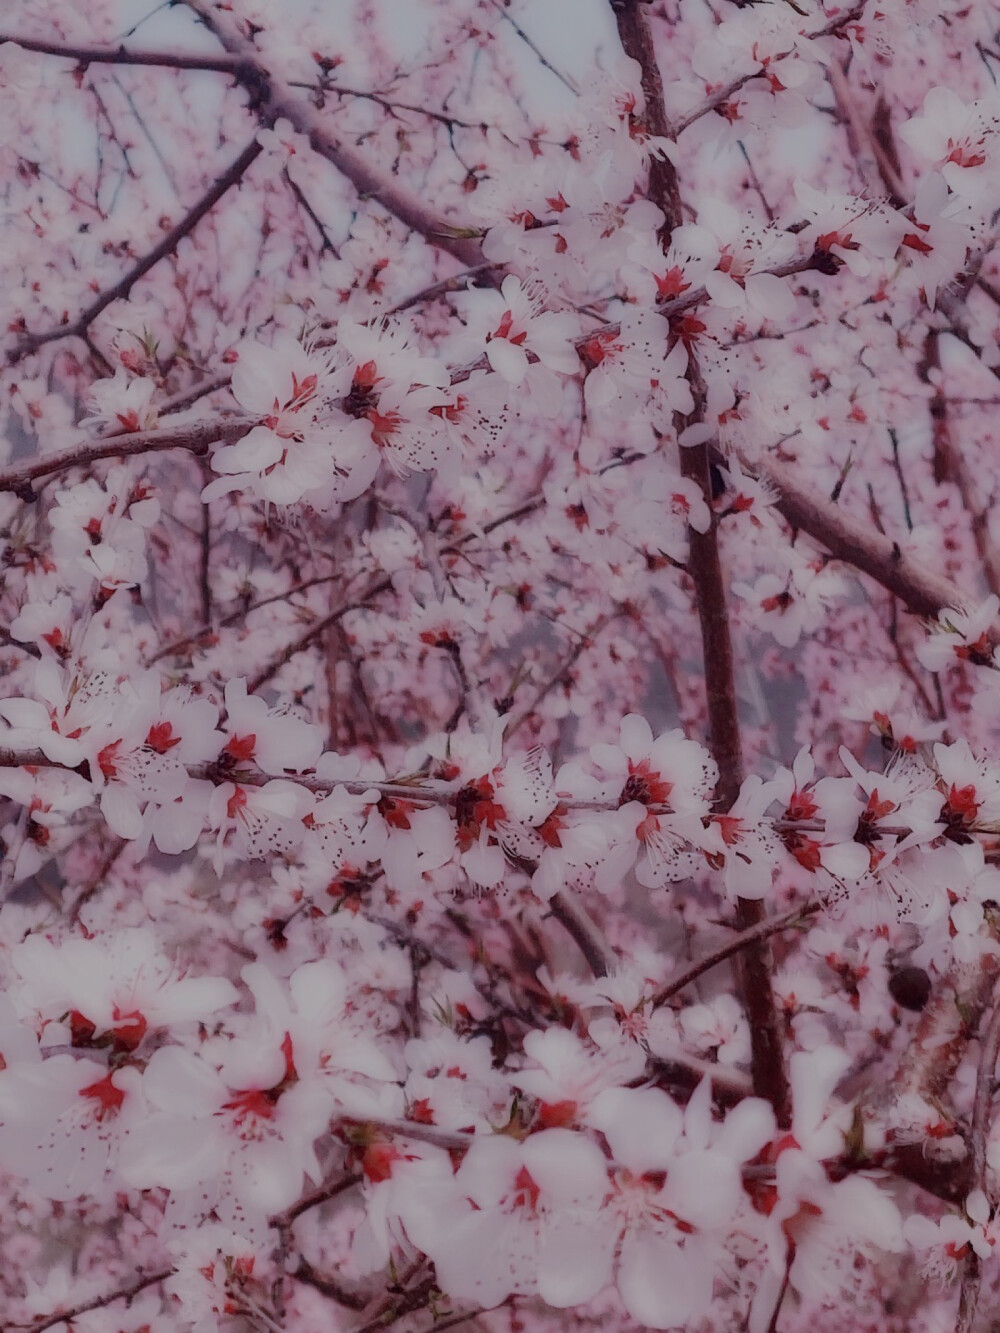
[269,1170,360,1228]
[547,889,619,977]
[10,1269,173,1333]
[0,416,254,499]
[291,1257,367,1310]
[649,902,819,1009]
[921,330,1000,599]
[958,995,1000,1333]
[610,0,792,1125]
[0,32,247,71]
[750,450,989,631]
[684,400,792,1127]
[178,0,488,269]
[609,0,681,238]
[8,141,263,365]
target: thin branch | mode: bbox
[8,140,263,365]
[672,4,865,136]
[648,902,819,1009]
[177,0,489,269]
[0,32,247,71]
[750,449,993,631]
[610,0,792,1125]
[485,0,579,94]
[0,416,255,500]
[386,264,499,315]
[10,1269,173,1333]
[291,1257,367,1310]
[610,0,681,238]
[547,888,619,977]
[271,1171,360,1227]
[958,993,1000,1333]
[921,329,1000,598]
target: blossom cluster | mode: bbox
[6,0,1000,1331]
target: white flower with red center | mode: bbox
[399,1129,612,1309]
[358,381,457,476]
[208,778,310,872]
[897,172,977,306]
[404,1030,511,1132]
[49,467,159,596]
[456,745,558,885]
[239,960,400,1117]
[917,595,999,673]
[932,738,1000,834]
[220,677,322,775]
[843,681,945,754]
[580,308,673,411]
[203,332,380,506]
[333,313,449,395]
[510,1026,646,1129]
[0,1053,145,1202]
[748,1048,902,1315]
[610,466,711,567]
[10,927,238,1054]
[229,332,334,435]
[899,87,1000,202]
[79,674,220,845]
[733,554,847,649]
[698,199,798,321]
[904,1194,997,1285]
[7,591,76,660]
[587,1081,776,1329]
[706,772,786,900]
[813,749,941,884]
[80,368,159,434]
[625,222,718,307]
[793,181,905,278]
[0,658,123,768]
[462,275,580,386]
[581,714,718,887]
[165,1225,264,1333]
[363,793,455,897]
[119,1034,333,1236]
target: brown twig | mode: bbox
[270,1170,360,1228]
[8,141,263,365]
[648,902,819,1009]
[0,416,255,500]
[610,0,681,238]
[749,450,990,630]
[9,1268,173,1333]
[547,888,619,978]
[177,0,488,269]
[957,993,1000,1333]
[681,367,793,1127]
[0,32,247,71]
[291,1257,367,1310]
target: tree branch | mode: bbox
[609,0,681,238]
[681,373,792,1128]
[9,1269,173,1333]
[0,416,255,500]
[648,902,819,1009]
[8,140,263,365]
[958,992,1000,1333]
[547,888,619,978]
[0,32,248,71]
[609,0,793,1126]
[749,449,994,631]
[177,0,488,269]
